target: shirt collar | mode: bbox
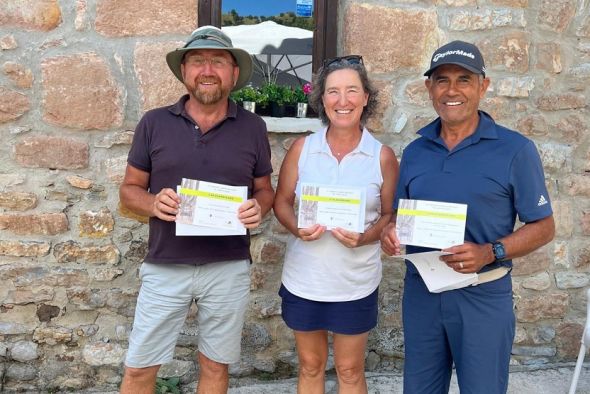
[311,126,375,156]
[168,94,238,119]
[417,110,498,144]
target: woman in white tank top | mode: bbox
[273,55,399,393]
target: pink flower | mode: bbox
[303,83,312,95]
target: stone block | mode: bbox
[538,0,575,33]
[3,62,33,88]
[536,43,562,73]
[33,326,72,345]
[552,200,573,238]
[0,0,61,31]
[516,293,569,322]
[74,0,87,31]
[0,213,68,235]
[0,87,29,123]
[103,155,127,184]
[88,267,124,282]
[562,174,590,197]
[79,207,114,237]
[15,136,88,170]
[366,79,394,133]
[578,15,590,37]
[436,0,476,5]
[343,4,439,74]
[555,272,589,289]
[6,363,37,381]
[513,248,551,276]
[53,240,120,265]
[405,79,429,107]
[10,340,38,362]
[0,240,50,257]
[0,191,37,211]
[516,114,548,137]
[538,142,572,172]
[531,325,555,344]
[66,175,93,189]
[554,114,585,144]
[94,130,134,148]
[36,304,60,322]
[537,93,586,111]
[478,32,529,73]
[521,272,551,291]
[4,287,54,305]
[490,0,528,6]
[2,265,90,288]
[0,34,17,50]
[41,53,122,129]
[446,9,525,31]
[66,288,107,310]
[82,342,125,366]
[511,346,556,357]
[134,41,186,112]
[250,237,285,264]
[556,323,584,359]
[95,0,196,37]
[495,76,534,97]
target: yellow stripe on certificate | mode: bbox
[301,195,361,204]
[397,208,466,220]
[179,187,244,203]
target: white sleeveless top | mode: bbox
[281,127,384,301]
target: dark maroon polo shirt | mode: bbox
[127,95,273,265]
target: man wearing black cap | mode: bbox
[381,41,555,393]
[119,26,274,393]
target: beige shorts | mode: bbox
[125,259,250,368]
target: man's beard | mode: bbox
[187,75,232,105]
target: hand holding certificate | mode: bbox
[396,198,467,249]
[395,198,473,293]
[176,178,247,236]
[298,183,366,233]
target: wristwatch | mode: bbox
[492,241,507,262]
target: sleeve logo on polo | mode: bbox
[537,195,548,206]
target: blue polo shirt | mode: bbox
[395,111,552,272]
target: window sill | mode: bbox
[263,116,322,134]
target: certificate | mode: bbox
[176,178,247,236]
[396,251,478,293]
[396,199,467,249]
[297,183,366,233]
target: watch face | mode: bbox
[493,242,506,260]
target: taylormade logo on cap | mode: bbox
[433,50,475,63]
[424,40,486,77]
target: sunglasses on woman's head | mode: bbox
[323,55,364,68]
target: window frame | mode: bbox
[198,0,337,73]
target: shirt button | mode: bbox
[194,125,199,130]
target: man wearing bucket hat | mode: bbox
[381,40,555,393]
[119,26,274,393]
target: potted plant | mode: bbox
[293,83,312,117]
[230,85,258,113]
[260,83,294,117]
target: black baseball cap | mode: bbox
[424,40,486,78]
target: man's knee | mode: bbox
[198,353,228,377]
[124,365,159,378]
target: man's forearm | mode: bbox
[498,215,555,260]
[120,184,156,217]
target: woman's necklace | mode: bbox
[327,128,362,158]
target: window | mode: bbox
[198,0,337,74]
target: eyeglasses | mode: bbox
[323,55,364,68]
[184,56,235,69]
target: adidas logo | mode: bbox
[538,195,548,206]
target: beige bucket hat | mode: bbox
[166,25,253,91]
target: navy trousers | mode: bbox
[402,271,515,394]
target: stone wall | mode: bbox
[0,0,588,391]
